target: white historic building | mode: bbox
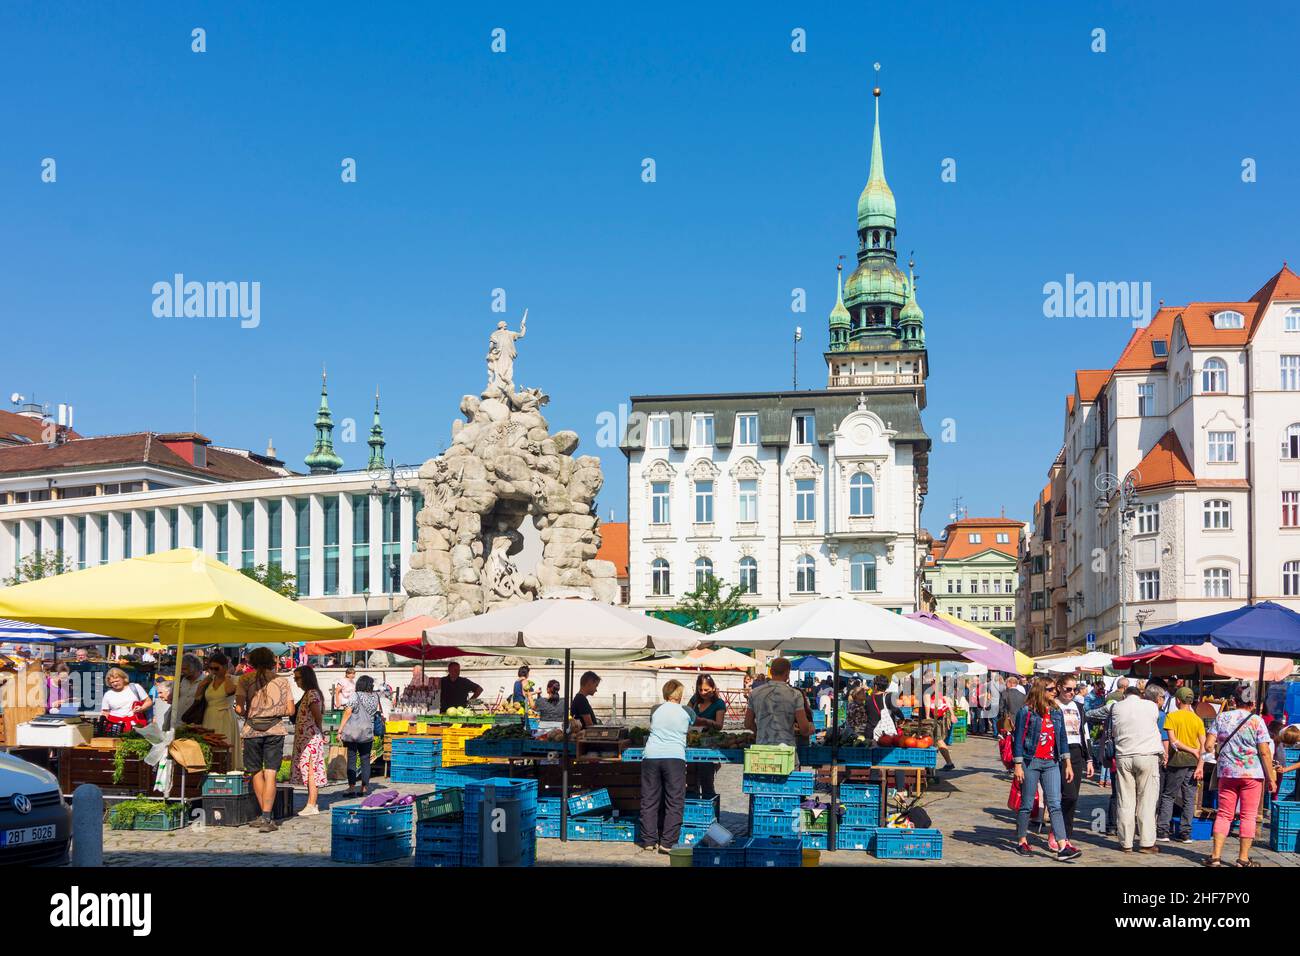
[1018,265,1300,654]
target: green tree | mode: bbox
[672,576,751,634]
[3,549,73,587]
[238,564,299,600]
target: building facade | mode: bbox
[923,517,1023,644]
[1016,266,1300,654]
[623,85,932,616]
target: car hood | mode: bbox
[0,752,59,793]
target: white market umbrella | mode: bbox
[1040,651,1114,674]
[708,596,979,851]
[424,598,702,841]
[628,647,760,671]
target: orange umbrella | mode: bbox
[303,615,478,660]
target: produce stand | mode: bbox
[56,739,232,801]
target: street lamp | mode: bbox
[368,459,417,617]
[362,588,371,630]
[1094,469,1142,655]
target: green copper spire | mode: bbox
[304,366,344,474]
[828,262,851,352]
[857,71,897,234]
[900,258,925,344]
[367,387,386,470]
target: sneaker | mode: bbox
[1047,836,1060,852]
[299,804,320,817]
[1137,845,1160,854]
[1173,833,1194,843]
[1156,834,1171,842]
[1015,841,1033,857]
[257,818,279,833]
[1057,844,1082,862]
[942,762,956,771]
[656,845,672,856]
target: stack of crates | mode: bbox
[413,789,464,867]
[1271,799,1300,853]
[743,748,812,858]
[833,782,881,852]
[463,778,538,866]
[433,764,512,791]
[952,713,968,743]
[389,736,443,784]
[536,796,562,839]
[441,725,491,766]
[330,801,414,863]
[873,826,944,860]
[1278,747,1299,802]
[564,787,625,843]
[200,773,256,827]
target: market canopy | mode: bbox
[303,615,478,660]
[424,598,702,662]
[0,618,114,647]
[1111,645,1217,678]
[1115,642,1292,681]
[1139,602,1300,657]
[789,655,833,672]
[906,612,1025,673]
[1036,651,1115,674]
[709,597,980,662]
[629,646,759,671]
[928,613,1035,674]
[837,653,916,676]
[0,548,354,645]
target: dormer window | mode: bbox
[194,443,207,468]
[1213,310,1245,330]
[1151,339,1168,358]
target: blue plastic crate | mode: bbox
[568,788,613,816]
[331,830,412,864]
[676,824,710,846]
[750,809,802,838]
[389,752,442,769]
[413,849,462,867]
[686,748,726,762]
[331,802,413,838]
[415,819,462,850]
[798,745,832,766]
[871,746,938,768]
[1271,800,1300,852]
[836,747,873,765]
[872,827,943,860]
[841,803,882,828]
[693,842,747,866]
[603,819,639,843]
[621,748,644,761]
[803,832,827,850]
[1280,777,1297,801]
[899,707,914,719]
[464,738,526,758]
[812,711,827,730]
[683,796,720,825]
[536,817,561,839]
[744,835,802,867]
[391,766,439,784]
[838,782,881,806]
[751,793,801,814]
[391,736,442,752]
[566,817,606,841]
[433,765,513,790]
[833,826,876,851]
[538,796,562,818]
[742,771,815,796]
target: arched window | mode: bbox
[1282,423,1300,460]
[1203,567,1232,598]
[694,557,714,590]
[1213,310,1244,330]
[1284,561,1300,597]
[651,558,670,596]
[739,556,758,594]
[1201,358,1227,394]
[849,473,875,517]
[851,553,877,592]
[872,230,880,248]
[795,554,816,593]
[1173,372,1183,405]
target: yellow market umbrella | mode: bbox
[838,652,914,677]
[935,613,1034,675]
[0,549,353,646]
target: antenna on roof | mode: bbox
[193,375,198,432]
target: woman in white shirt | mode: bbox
[100,667,152,735]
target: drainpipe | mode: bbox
[777,442,784,610]
[1246,350,1255,604]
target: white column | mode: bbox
[202,504,219,558]
[309,494,324,597]
[40,517,59,557]
[109,513,126,561]
[131,511,148,556]
[177,505,196,549]
[254,499,270,567]
[280,496,295,575]
[369,495,384,594]
[0,521,16,580]
[155,508,172,553]
[399,494,414,586]
[85,515,103,566]
[62,516,81,569]
[18,519,36,562]
[224,501,238,564]
[339,492,354,596]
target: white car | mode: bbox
[0,752,70,866]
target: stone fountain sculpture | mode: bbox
[397,311,619,621]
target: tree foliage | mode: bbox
[3,549,73,587]
[672,575,751,634]
[238,564,299,600]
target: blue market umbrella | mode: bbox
[1139,601,1300,710]
[789,655,833,673]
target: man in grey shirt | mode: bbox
[745,657,813,745]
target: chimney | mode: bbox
[266,438,277,458]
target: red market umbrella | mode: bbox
[303,615,480,661]
[1111,645,1216,679]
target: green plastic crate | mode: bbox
[414,789,464,823]
[743,745,796,776]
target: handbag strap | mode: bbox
[1215,708,1254,758]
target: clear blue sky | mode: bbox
[4,1,1298,532]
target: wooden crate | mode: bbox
[56,744,230,798]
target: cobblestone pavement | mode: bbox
[102,735,1298,867]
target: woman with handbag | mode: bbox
[1203,686,1277,867]
[99,668,153,736]
[339,675,383,797]
[197,653,243,770]
[291,666,328,816]
[1011,677,1082,861]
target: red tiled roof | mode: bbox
[933,518,1022,562]
[1076,370,1110,404]
[1249,264,1300,306]
[1066,393,1076,415]
[1178,302,1256,347]
[596,521,628,578]
[1114,307,1179,372]
[0,432,283,481]
[0,409,82,446]
[1132,430,1195,491]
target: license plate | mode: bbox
[1,825,57,847]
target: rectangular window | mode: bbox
[737,479,758,522]
[982,576,991,594]
[382,498,401,593]
[144,510,155,554]
[954,578,962,593]
[794,413,815,445]
[240,502,254,568]
[650,482,671,524]
[737,414,758,445]
[1208,431,1236,463]
[694,480,714,523]
[1135,503,1160,535]
[76,516,86,569]
[1137,570,1160,602]
[649,416,671,448]
[322,496,339,595]
[122,514,132,559]
[267,500,282,567]
[996,532,1009,544]
[352,495,370,593]
[295,498,311,593]
[1203,568,1232,598]
[968,533,981,544]
[191,506,204,550]
[692,415,714,447]
[1137,383,1155,416]
[1284,491,1300,528]
[1282,356,1300,391]
[953,607,962,620]
[1004,577,1014,593]
[1203,499,1231,530]
[795,478,816,522]
[215,506,228,564]
[968,577,978,594]
[168,508,179,550]
[1286,310,1300,333]
[946,579,955,594]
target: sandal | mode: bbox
[1203,857,1226,867]
[1234,859,1260,868]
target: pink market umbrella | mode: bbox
[907,612,1021,674]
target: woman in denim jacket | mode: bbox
[1012,677,1082,861]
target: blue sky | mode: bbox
[3,1,1298,532]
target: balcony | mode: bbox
[828,372,922,389]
